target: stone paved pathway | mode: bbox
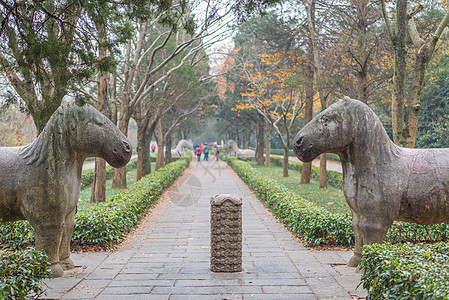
[42,158,366,299]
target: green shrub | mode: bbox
[72,156,190,247]
[228,157,449,247]
[227,156,354,247]
[360,242,449,299]
[0,248,51,299]
[0,221,34,250]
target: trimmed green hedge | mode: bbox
[72,156,190,247]
[0,247,51,299]
[227,156,354,246]
[227,157,449,247]
[81,154,183,189]
[360,242,449,299]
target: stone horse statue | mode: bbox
[293,96,449,267]
[0,102,132,277]
[171,139,193,157]
[224,140,255,157]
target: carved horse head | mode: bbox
[20,102,132,168]
[292,97,358,162]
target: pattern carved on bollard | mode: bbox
[210,194,242,272]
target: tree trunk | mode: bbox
[357,69,368,104]
[136,121,151,181]
[265,124,271,168]
[319,153,327,189]
[172,133,177,152]
[155,118,164,170]
[404,47,428,147]
[356,0,369,104]
[390,0,408,147]
[256,122,264,166]
[143,127,156,178]
[282,147,289,178]
[112,111,130,189]
[165,131,172,165]
[111,26,142,189]
[137,134,151,181]
[244,129,250,149]
[307,0,328,187]
[108,72,118,124]
[91,23,108,203]
[300,57,314,184]
[91,158,107,203]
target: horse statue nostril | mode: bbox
[295,136,303,148]
[123,141,131,152]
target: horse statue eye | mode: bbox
[92,118,105,126]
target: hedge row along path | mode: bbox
[43,158,366,299]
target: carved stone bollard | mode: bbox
[210,194,243,272]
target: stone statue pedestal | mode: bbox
[210,194,242,272]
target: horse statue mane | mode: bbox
[343,98,400,163]
[19,102,94,167]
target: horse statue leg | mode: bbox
[348,213,392,268]
[33,220,65,277]
[59,207,76,271]
[347,210,363,267]
[348,194,395,268]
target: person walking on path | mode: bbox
[195,145,202,161]
[203,145,209,161]
[215,144,219,161]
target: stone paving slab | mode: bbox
[41,158,367,299]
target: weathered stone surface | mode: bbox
[171,139,193,157]
[223,140,255,157]
[0,102,132,277]
[293,96,449,267]
[210,194,242,272]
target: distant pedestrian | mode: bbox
[215,145,219,161]
[195,145,202,162]
[203,145,209,161]
[151,144,156,153]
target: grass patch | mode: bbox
[249,162,349,214]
